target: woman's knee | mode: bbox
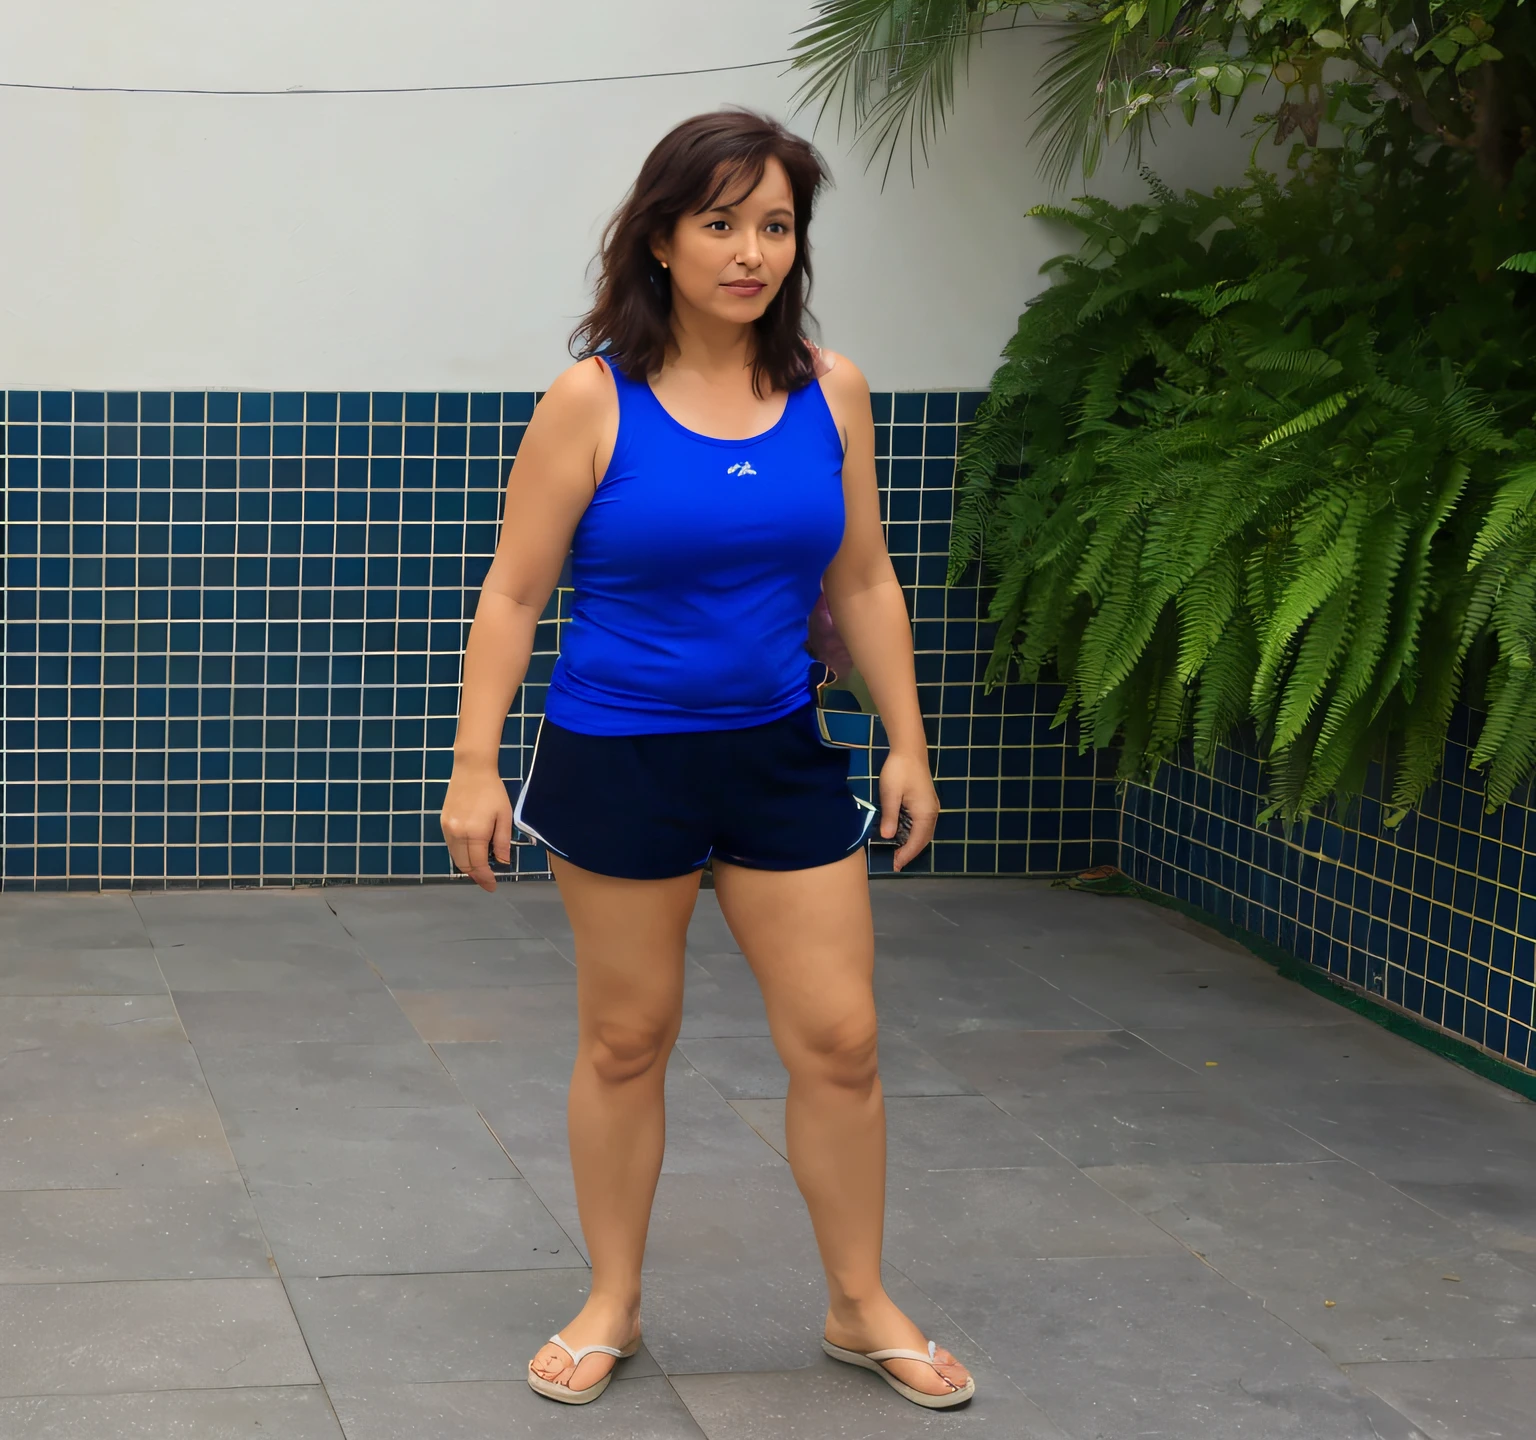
[582,1015,676,1085]
[785,1011,880,1093]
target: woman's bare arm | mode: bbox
[442,359,611,888]
[816,352,938,869]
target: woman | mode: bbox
[440,108,973,1411]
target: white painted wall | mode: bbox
[1,3,1256,390]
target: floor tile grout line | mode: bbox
[641,1372,717,1440]
[0,1272,307,1288]
[1346,1348,1536,1367]
[0,1383,336,1401]
[1059,1142,1461,1413]
[1118,1018,1536,1229]
[1074,1157,1347,1174]
[137,942,355,1431]
[298,1264,592,1282]
[426,1037,593,1261]
[670,1050,797,1167]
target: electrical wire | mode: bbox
[0,21,1037,98]
[0,56,792,98]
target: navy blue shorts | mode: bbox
[513,703,877,880]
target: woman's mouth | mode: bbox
[722,281,766,297]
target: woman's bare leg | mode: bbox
[712,852,971,1397]
[527,858,700,1392]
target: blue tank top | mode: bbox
[544,359,846,735]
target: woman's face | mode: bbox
[654,157,796,327]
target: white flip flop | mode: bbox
[527,1331,642,1405]
[822,1336,976,1408]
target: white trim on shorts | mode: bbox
[512,718,570,859]
[847,794,879,851]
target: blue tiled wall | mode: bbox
[6,386,1531,1071]
[1122,720,1536,1071]
[1,388,1120,890]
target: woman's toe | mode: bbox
[530,1346,572,1384]
[884,1353,963,1395]
[931,1347,971,1389]
[568,1355,613,1392]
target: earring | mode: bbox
[660,261,668,269]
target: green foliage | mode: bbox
[790,0,1534,190]
[950,151,1536,820]
[1024,0,1533,189]
[793,0,1536,821]
[789,1,1007,185]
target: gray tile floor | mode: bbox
[2,878,1534,1439]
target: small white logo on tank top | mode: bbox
[727,461,757,477]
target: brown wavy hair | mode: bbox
[570,109,832,398]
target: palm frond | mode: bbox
[1028,17,1129,191]
[788,0,1008,186]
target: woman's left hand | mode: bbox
[877,749,939,871]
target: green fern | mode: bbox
[955,155,1536,822]
[1258,390,1358,448]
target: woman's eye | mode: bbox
[705,221,789,234]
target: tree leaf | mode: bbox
[1215,64,1247,97]
[1456,42,1498,74]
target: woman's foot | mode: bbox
[824,1294,972,1397]
[528,1294,642,1395]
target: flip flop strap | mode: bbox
[547,1332,624,1364]
[866,1339,941,1367]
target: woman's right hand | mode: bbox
[440,761,513,892]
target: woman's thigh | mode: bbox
[711,851,877,1061]
[551,857,701,1052]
